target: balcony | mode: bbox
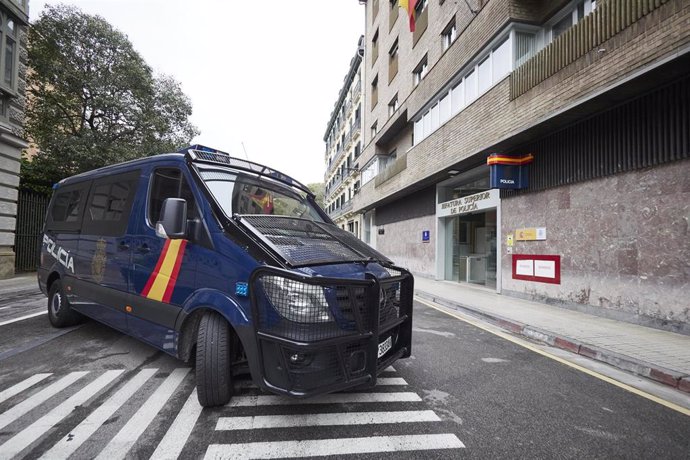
[344,130,353,152]
[510,0,670,99]
[352,81,361,103]
[328,200,353,221]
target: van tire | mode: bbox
[47,280,82,328]
[196,311,232,407]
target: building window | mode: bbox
[371,121,378,138]
[389,0,399,31]
[412,0,429,45]
[492,37,511,81]
[372,29,379,65]
[550,0,597,41]
[388,38,399,83]
[371,74,378,108]
[514,31,537,68]
[388,94,398,118]
[0,11,18,94]
[372,0,379,22]
[413,55,428,86]
[442,17,457,51]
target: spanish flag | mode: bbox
[141,239,187,303]
[399,0,417,32]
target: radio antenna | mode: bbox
[241,142,250,160]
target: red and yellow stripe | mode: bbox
[487,153,534,166]
[141,239,187,303]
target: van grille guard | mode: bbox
[238,215,393,268]
[249,265,413,397]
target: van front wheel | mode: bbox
[196,311,232,407]
[47,280,82,328]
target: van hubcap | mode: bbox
[51,293,62,315]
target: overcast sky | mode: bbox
[29,1,365,185]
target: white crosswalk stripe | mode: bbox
[95,367,190,460]
[0,370,123,460]
[0,371,89,431]
[0,365,465,459]
[376,377,407,385]
[204,434,465,459]
[0,374,52,405]
[216,410,440,430]
[229,391,422,407]
[40,368,158,460]
[150,388,204,460]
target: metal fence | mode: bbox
[14,191,50,272]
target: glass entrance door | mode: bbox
[445,209,496,288]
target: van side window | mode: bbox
[46,182,90,232]
[82,170,140,237]
[149,168,198,225]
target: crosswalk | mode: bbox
[0,366,465,459]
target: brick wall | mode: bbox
[355,0,690,212]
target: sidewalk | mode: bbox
[414,276,690,394]
[0,273,39,294]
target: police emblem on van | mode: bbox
[91,238,107,283]
[42,234,75,273]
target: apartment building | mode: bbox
[324,38,364,235]
[0,0,29,277]
[352,0,690,332]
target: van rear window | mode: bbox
[82,170,140,237]
[46,182,90,232]
[52,190,83,223]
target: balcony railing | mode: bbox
[510,0,670,99]
[328,200,353,220]
[352,81,361,102]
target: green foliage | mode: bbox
[307,182,325,209]
[22,4,199,194]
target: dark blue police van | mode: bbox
[38,145,413,407]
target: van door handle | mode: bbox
[136,244,150,254]
[118,241,129,251]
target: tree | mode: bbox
[308,182,325,209]
[22,5,199,194]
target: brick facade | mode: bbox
[349,0,690,332]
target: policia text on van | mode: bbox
[38,146,414,407]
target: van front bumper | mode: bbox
[249,266,413,398]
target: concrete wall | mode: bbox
[375,213,436,276]
[374,185,436,275]
[501,158,690,333]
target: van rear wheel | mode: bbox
[47,280,82,328]
[196,311,232,407]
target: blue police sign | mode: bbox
[422,230,430,243]
[487,153,534,189]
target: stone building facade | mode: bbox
[0,0,29,278]
[349,0,690,333]
[324,38,364,234]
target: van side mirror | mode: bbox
[156,198,187,239]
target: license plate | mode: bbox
[377,336,392,358]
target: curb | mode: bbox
[415,290,690,394]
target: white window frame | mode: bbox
[442,18,457,51]
[413,55,429,86]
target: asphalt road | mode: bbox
[0,295,688,459]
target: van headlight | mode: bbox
[260,276,333,323]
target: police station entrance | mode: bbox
[435,168,500,291]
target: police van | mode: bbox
[38,145,413,407]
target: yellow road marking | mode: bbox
[414,296,690,417]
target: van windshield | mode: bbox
[199,169,325,222]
